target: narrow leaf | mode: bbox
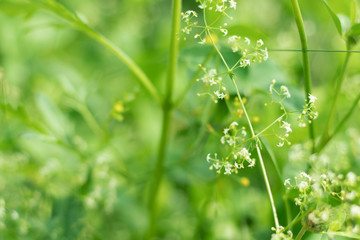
[322,0,343,36]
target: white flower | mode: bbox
[214,90,226,99]
[248,160,255,168]
[229,0,237,9]
[300,172,311,181]
[229,121,238,128]
[257,39,264,47]
[351,205,360,218]
[223,128,230,135]
[239,148,251,161]
[224,161,232,175]
[284,178,291,186]
[228,35,240,44]
[244,37,250,45]
[227,137,236,146]
[220,136,226,144]
[280,85,291,98]
[281,121,292,133]
[216,4,224,12]
[198,38,206,45]
[206,153,211,162]
[298,181,309,192]
[220,28,228,36]
[308,94,317,104]
[198,2,207,9]
[277,141,284,147]
[347,172,357,186]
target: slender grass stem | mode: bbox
[146,0,182,238]
[85,31,161,104]
[290,0,315,152]
[317,51,351,152]
[295,226,307,240]
[40,0,161,105]
[255,114,285,138]
[269,48,360,53]
[317,92,360,153]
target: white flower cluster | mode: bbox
[270,226,293,240]
[269,79,291,100]
[298,93,319,127]
[285,169,360,234]
[197,67,228,102]
[277,121,292,147]
[206,122,256,175]
[181,10,198,37]
[228,36,268,67]
[197,0,237,13]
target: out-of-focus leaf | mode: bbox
[350,0,357,25]
[322,0,343,36]
[21,132,57,142]
[0,0,39,18]
[36,93,69,139]
[337,14,351,34]
[348,23,360,37]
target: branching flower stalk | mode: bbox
[203,9,280,231]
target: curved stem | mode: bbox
[317,92,360,152]
[40,0,161,105]
[290,0,315,152]
[86,31,161,104]
[317,51,351,152]
[146,0,182,238]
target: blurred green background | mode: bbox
[0,0,359,239]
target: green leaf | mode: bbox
[350,0,357,25]
[322,0,343,36]
[348,23,360,37]
[36,93,70,139]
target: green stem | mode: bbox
[317,51,351,152]
[317,92,360,153]
[290,0,315,152]
[230,76,280,229]
[40,0,161,105]
[255,114,285,138]
[295,226,307,240]
[146,0,181,237]
[204,8,280,229]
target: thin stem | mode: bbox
[295,226,307,240]
[87,32,161,104]
[290,0,315,152]
[317,51,351,152]
[203,7,280,229]
[317,92,360,153]
[229,76,280,229]
[256,144,280,229]
[40,0,161,105]
[255,114,285,138]
[269,48,360,53]
[146,0,182,238]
